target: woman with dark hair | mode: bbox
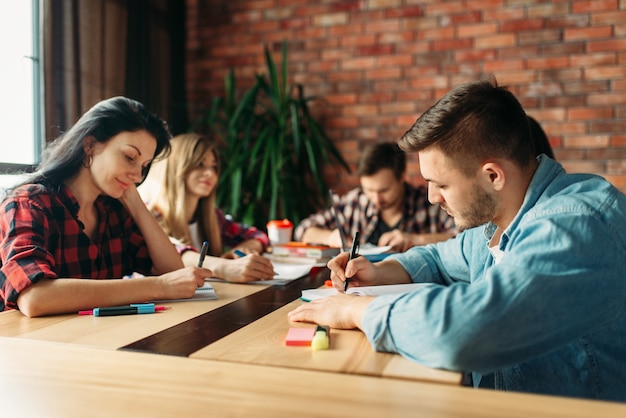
[138,133,274,282]
[0,96,212,317]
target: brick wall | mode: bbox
[185,0,626,195]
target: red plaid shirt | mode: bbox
[294,182,457,244]
[0,184,152,311]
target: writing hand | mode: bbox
[327,252,378,291]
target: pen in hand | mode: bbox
[234,249,279,276]
[198,241,209,267]
[344,231,360,292]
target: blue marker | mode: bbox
[233,249,246,257]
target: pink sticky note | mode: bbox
[285,327,316,346]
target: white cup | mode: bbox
[266,219,293,246]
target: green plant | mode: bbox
[195,40,350,230]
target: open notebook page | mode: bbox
[301,282,429,302]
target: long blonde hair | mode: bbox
[139,133,222,255]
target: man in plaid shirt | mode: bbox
[294,143,456,252]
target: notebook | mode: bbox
[300,282,428,302]
[152,281,218,303]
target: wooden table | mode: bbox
[4,336,626,418]
[0,281,267,348]
[191,298,462,384]
[0,269,461,385]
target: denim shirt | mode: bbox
[361,156,626,402]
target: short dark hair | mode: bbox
[356,142,406,180]
[528,116,555,159]
[399,78,534,176]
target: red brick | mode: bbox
[329,1,360,13]
[545,14,589,29]
[341,57,377,70]
[342,105,379,117]
[564,135,611,148]
[457,22,499,38]
[326,117,359,129]
[379,31,416,44]
[483,8,524,21]
[562,161,607,174]
[483,60,524,72]
[425,1,465,15]
[364,20,401,33]
[433,39,474,51]
[410,75,450,89]
[379,101,418,115]
[501,19,545,33]
[611,135,626,146]
[448,11,482,25]
[419,26,456,41]
[475,33,517,49]
[570,52,616,67]
[365,67,402,79]
[590,121,626,133]
[358,92,394,103]
[591,10,626,24]
[313,12,348,26]
[329,23,364,36]
[455,49,497,62]
[538,68,583,82]
[527,56,570,70]
[565,25,613,40]
[367,0,403,9]
[358,45,395,56]
[386,6,424,18]
[567,107,614,120]
[518,29,562,45]
[585,66,626,80]
[528,3,570,17]
[588,39,626,52]
[573,0,619,13]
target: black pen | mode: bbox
[344,231,360,292]
[198,241,209,267]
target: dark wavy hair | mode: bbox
[9,96,171,194]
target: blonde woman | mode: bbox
[139,133,275,282]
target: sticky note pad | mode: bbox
[285,327,316,346]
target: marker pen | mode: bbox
[79,303,166,317]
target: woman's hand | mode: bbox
[154,266,214,300]
[219,254,275,282]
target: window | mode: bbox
[0,0,41,188]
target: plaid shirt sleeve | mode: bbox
[294,187,370,241]
[216,208,270,250]
[0,194,59,311]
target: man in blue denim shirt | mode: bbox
[289,78,626,402]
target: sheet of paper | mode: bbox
[247,261,316,286]
[152,281,218,303]
[301,283,429,301]
[358,244,392,256]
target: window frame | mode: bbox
[0,0,42,176]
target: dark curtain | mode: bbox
[42,0,187,142]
